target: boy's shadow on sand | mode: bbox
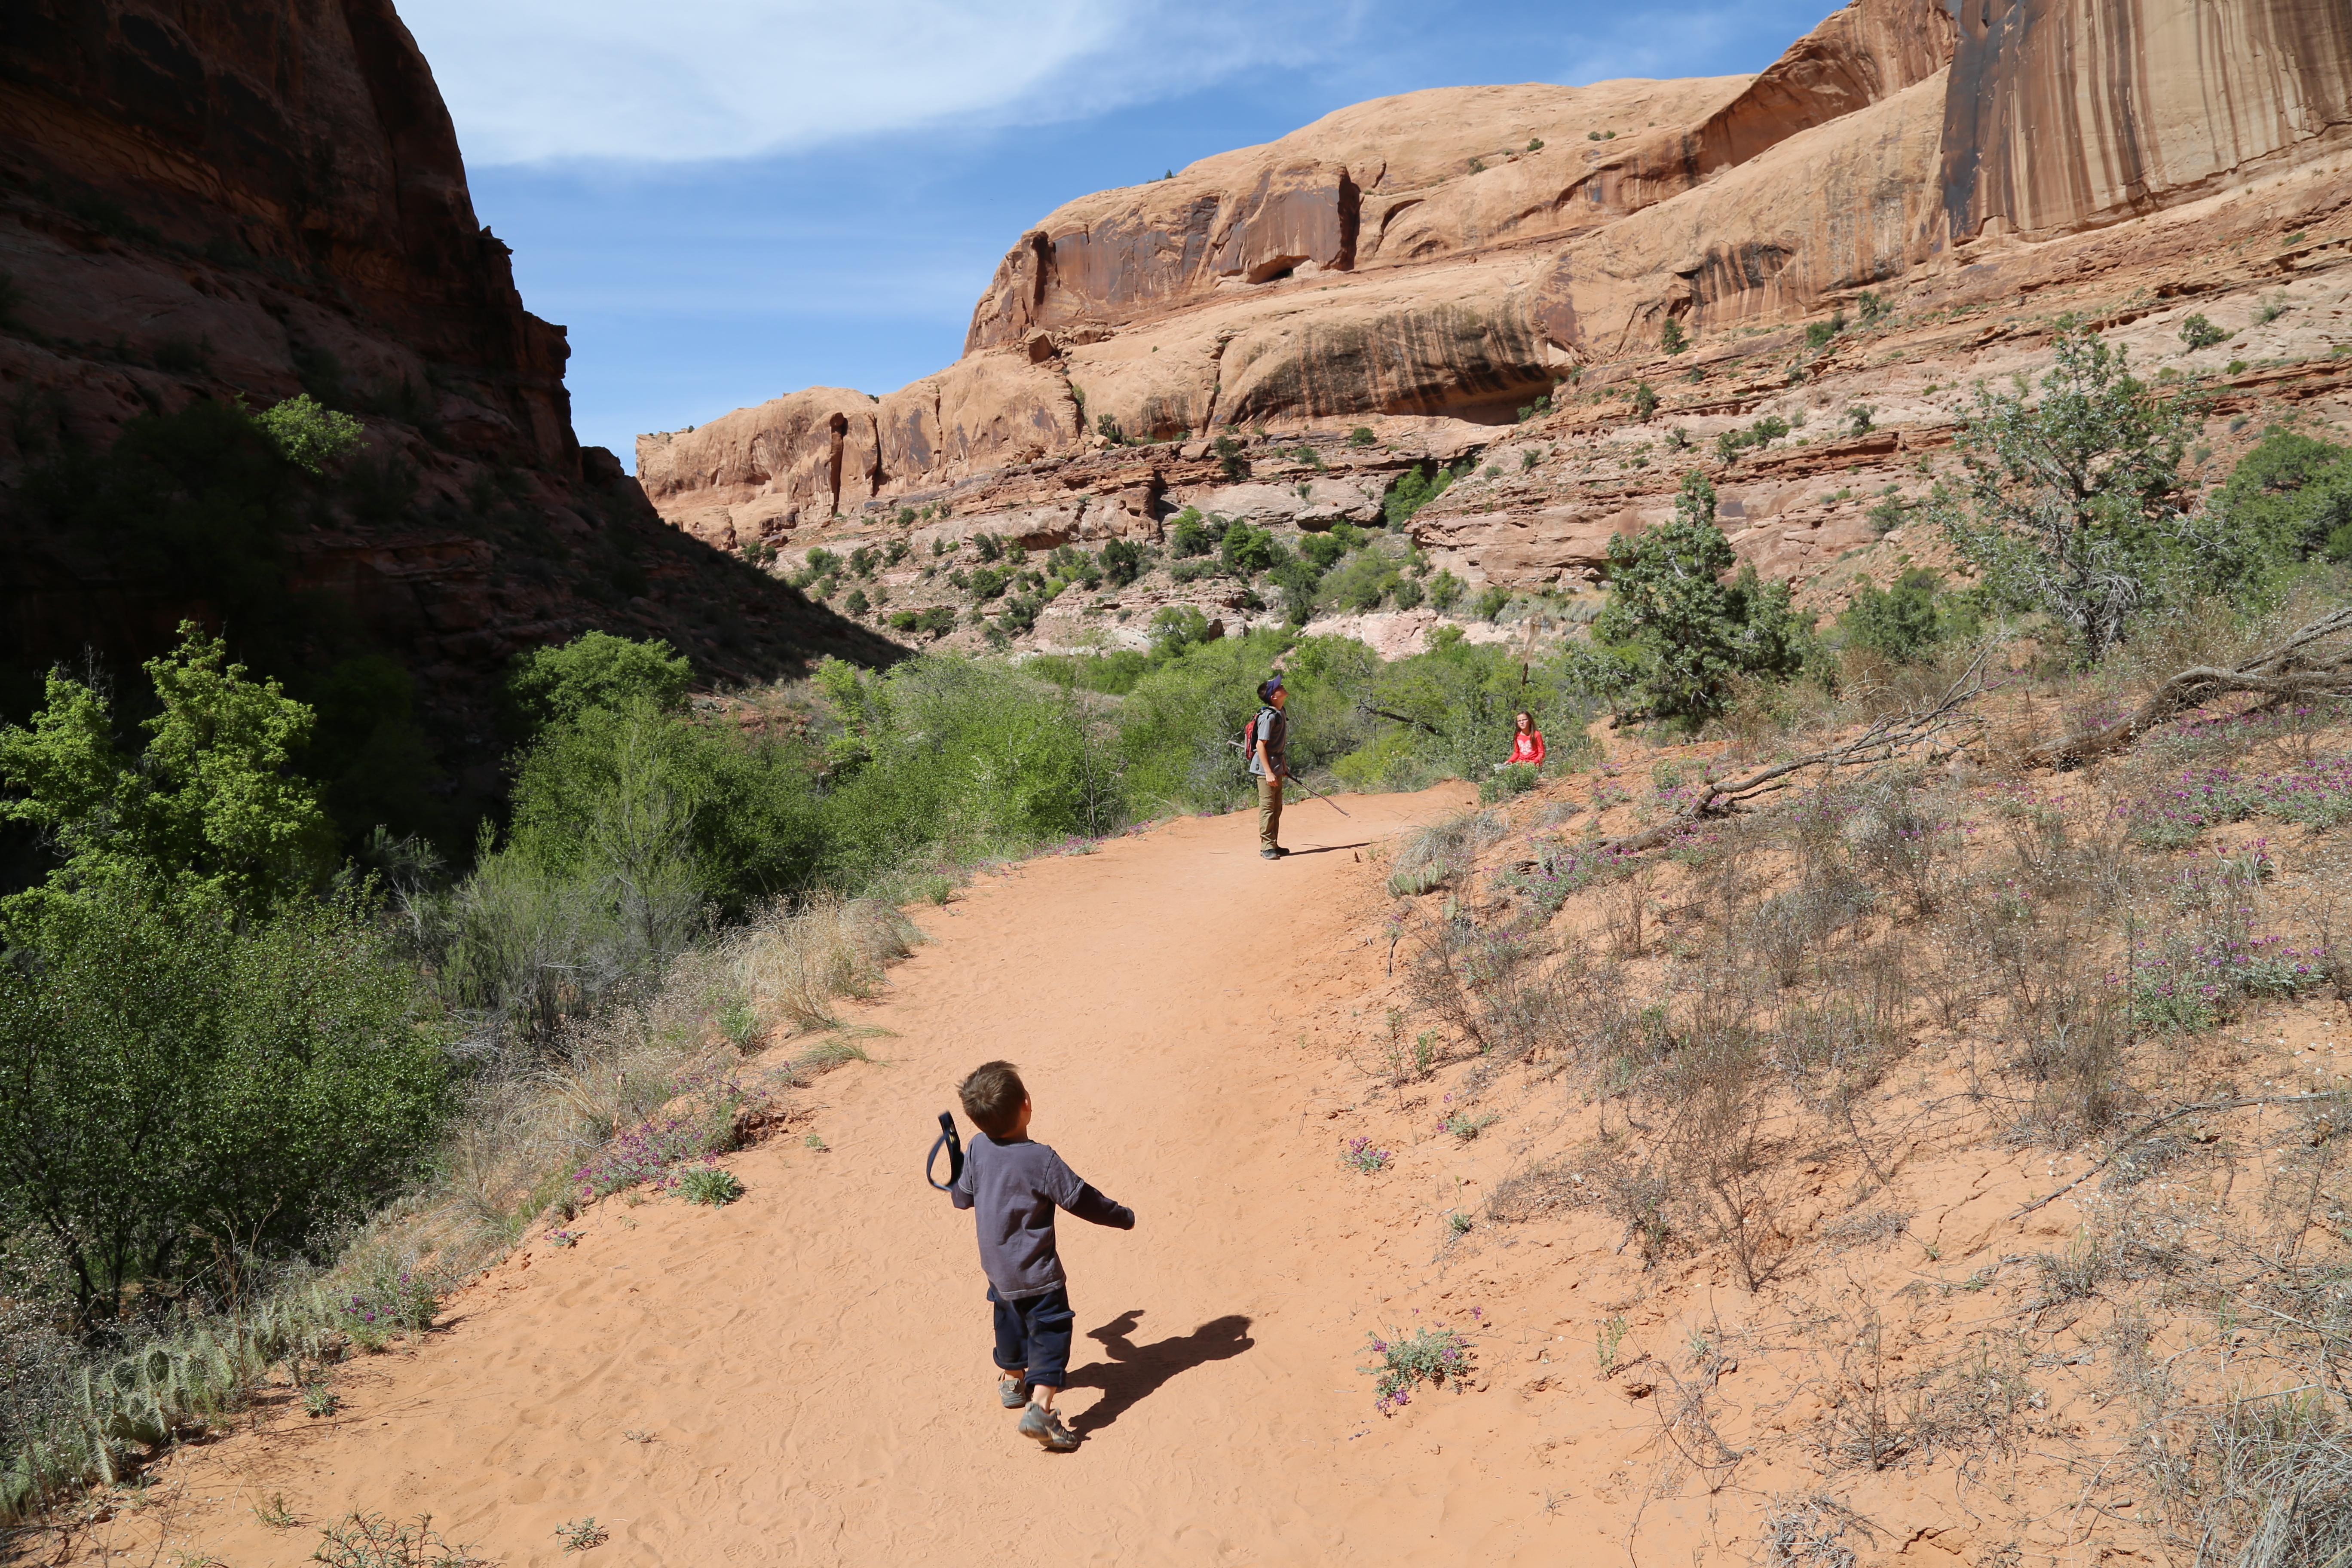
[1064,1310,1254,1433]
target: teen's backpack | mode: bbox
[1237,705,1280,773]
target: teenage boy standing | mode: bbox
[1250,677,1289,860]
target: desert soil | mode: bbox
[73,782,1747,1568]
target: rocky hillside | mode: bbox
[639,0,2352,656]
[0,0,889,746]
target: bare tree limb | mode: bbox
[2029,606,2352,767]
[1586,649,2000,856]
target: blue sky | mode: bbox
[401,0,1847,469]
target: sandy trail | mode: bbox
[90,785,1645,1568]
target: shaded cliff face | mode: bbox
[0,0,894,838]
[0,0,572,470]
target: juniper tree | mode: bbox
[1593,471,1811,720]
[1930,331,2201,661]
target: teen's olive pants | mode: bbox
[1258,777,1283,851]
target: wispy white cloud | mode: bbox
[401,0,1363,165]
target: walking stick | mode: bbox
[1226,737,1351,816]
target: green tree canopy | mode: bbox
[0,623,333,925]
[1931,331,2200,660]
[502,631,695,738]
[1592,471,1811,720]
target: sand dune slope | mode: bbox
[88,785,1669,1568]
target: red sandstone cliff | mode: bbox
[0,0,889,739]
[640,0,2352,594]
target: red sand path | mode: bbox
[73,784,1703,1568]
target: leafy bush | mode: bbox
[1592,471,1813,720]
[0,624,336,922]
[1382,462,1462,529]
[251,394,366,473]
[677,1164,744,1206]
[812,657,1122,885]
[1661,317,1687,355]
[1213,435,1250,481]
[2180,313,2230,351]
[1220,523,1282,576]
[2199,427,2352,578]
[502,692,822,918]
[1838,569,1968,664]
[1360,1323,1474,1411]
[1714,414,1789,462]
[1167,507,1213,557]
[1632,382,1660,422]
[1317,548,1401,613]
[0,876,447,1322]
[1099,536,1144,586]
[1479,761,1540,803]
[503,631,693,737]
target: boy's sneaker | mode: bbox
[1260,847,1287,860]
[1017,1403,1080,1452]
[998,1375,1029,1409]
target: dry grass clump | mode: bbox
[1387,809,1509,896]
[732,895,920,1033]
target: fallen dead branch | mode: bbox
[2006,1090,2349,1219]
[2030,606,2352,766]
[1589,649,1997,857]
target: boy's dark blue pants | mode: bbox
[989,1284,1074,1388]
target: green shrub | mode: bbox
[1932,331,2202,659]
[1213,435,1250,481]
[1479,762,1540,803]
[1099,536,1144,586]
[0,623,336,922]
[251,394,365,473]
[812,657,1123,884]
[0,876,447,1323]
[1348,427,1377,447]
[1592,471,1813,720]
[1382,462,1461,529]
[677,1164,744,1206]
[1318,548,1400,613]
[2197,427,2352,579]
[1661,318,1687,355]
[503,631,692,737]
[1632,382,1659,422]
[1428,570,1466,612]
[1221,523,1282,576]
[2179,313,2230,351]
[1168,508,1213,557]
[1837,568,1969,663]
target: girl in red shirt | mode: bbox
[1507,710,1544,767]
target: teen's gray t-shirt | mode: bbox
[1249,706,1288,777]
[950,1133,1134,1300]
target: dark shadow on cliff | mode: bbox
[1062,1310,1255,1434]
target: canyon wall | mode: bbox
[1,0,888,803]
[645,0,2352,565]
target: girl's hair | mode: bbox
[1515,710,1533,726]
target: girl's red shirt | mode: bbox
[1510,729,1544,765]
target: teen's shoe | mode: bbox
[1017,1403,1081,1452]
[1260,846,1289,860]
[998,1375,1029,1409]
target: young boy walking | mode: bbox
[948,1060,1135,1452]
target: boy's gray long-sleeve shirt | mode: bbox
[950,1132,1133,1300]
